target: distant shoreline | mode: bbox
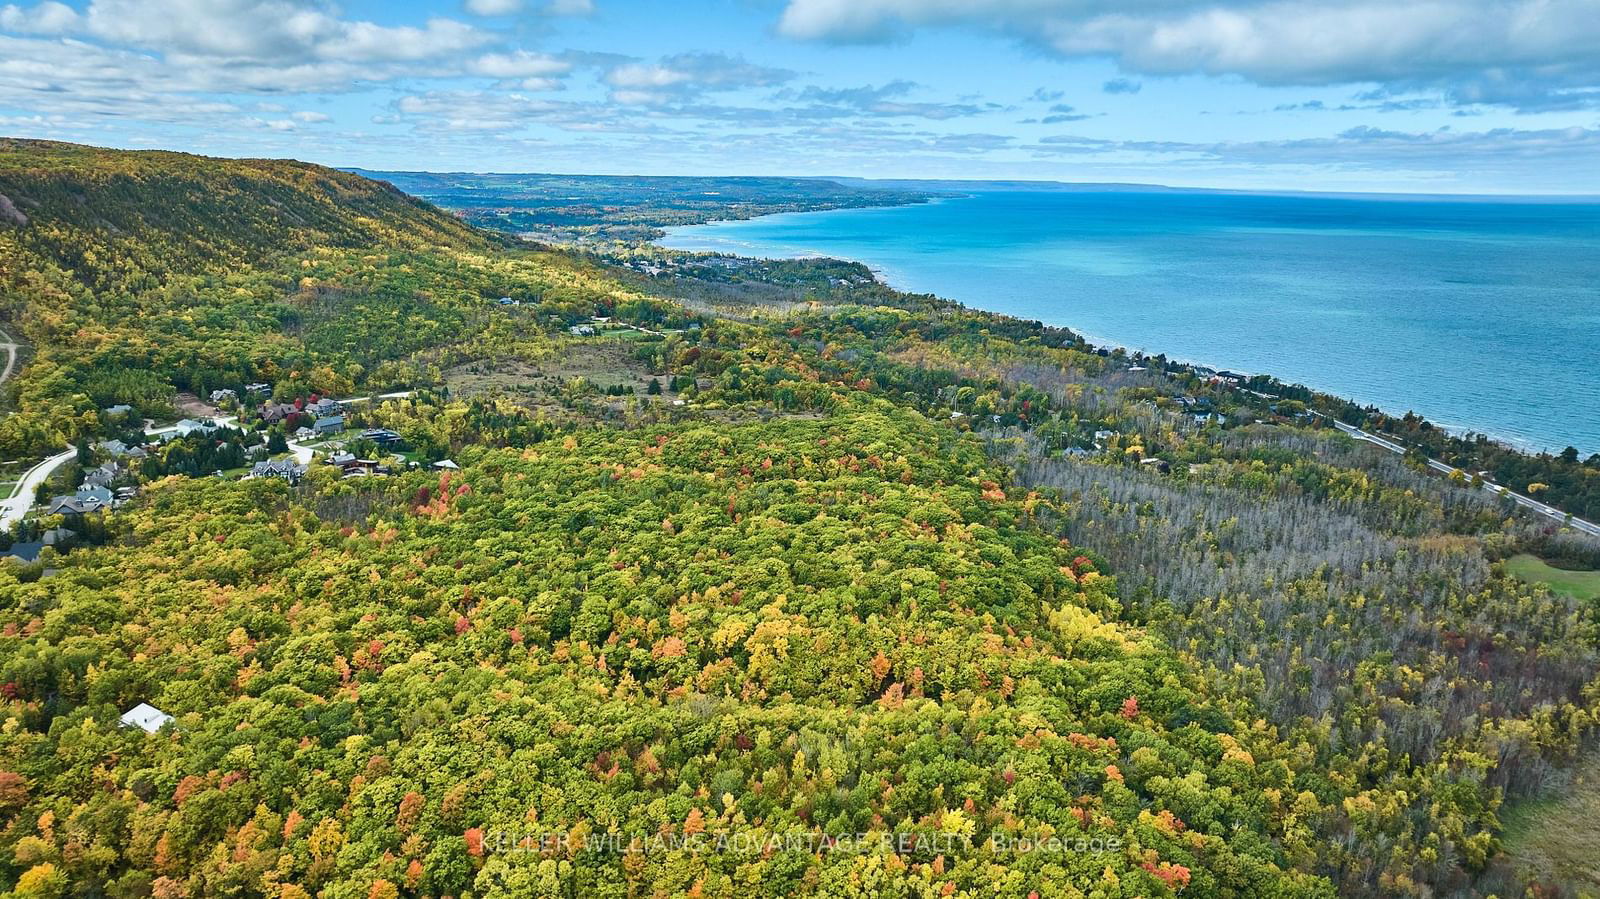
[658,195,1590,457]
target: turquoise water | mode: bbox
[661,191,1600,454]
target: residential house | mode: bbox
[293,426,317,441]
[431,459,460,471]
[337,458,384,478]
[250,459,306,482]
[313,415,345,436]
[41,527,75,547]
[83,462,119,489]
[119,703,174,734]
[361,428,402,446]
[47,493,113,516]
[244,382,270,393]
[2,527,71,564]
[569,324,596,337]
[102,404,134,419]
[3,542,43,564]
[260,402,298,424]
[76,485,114,504]
[171,418,218,438]
[306,398,343,417]
[97,439,130,457]
[209,388,237,404]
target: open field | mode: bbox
[1507,553,1600,601]
[1501,752,1600,890]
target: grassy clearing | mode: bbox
[1500,752,1600,890]
[1506,554,1600,602]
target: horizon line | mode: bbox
[347,165,1600,202]
[5,135,1598,201]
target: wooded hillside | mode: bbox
[1,141,1597,897]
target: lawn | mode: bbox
[1506,554,1600,602]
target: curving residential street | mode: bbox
[0,389,415,529]
[0,449,76,529]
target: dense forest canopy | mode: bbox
[0,140,1598,897]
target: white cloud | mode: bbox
[3,0,490,65]
[469,49,571,78]
[776,0,1600,109]
[465,0,523,13]
[786,80,989,119]
[0,0,581,116]
[1032,123,1600,178]
[0,0,79,34]
[601,52,794,105]
[464,0,592,16]
[393,89,639,133]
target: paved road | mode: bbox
[0,390,415,529]
[1329,419,1600,537]
[0,335,16,388]
[0,449,77,529]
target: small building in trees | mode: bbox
[119,703,174,734]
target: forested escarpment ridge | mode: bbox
[0,140,1598,897]
[0,139,675,459]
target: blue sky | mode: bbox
[2,0,1599,193]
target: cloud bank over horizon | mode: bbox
[0,0,1596,192]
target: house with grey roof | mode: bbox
[47,494,112,516]
[306,398,343,417]
[250,459,306,482]
[83,462,119,489]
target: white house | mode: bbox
[171,418,219,439]
[119,703,174,733]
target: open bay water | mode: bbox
[660,190,1600,455]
